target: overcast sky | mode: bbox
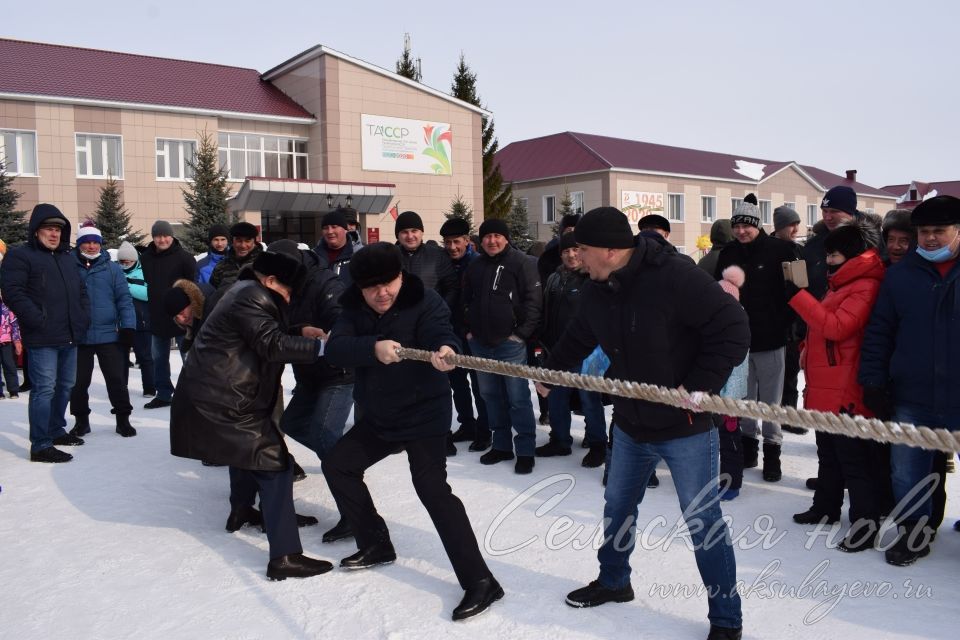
[6,0,958,188]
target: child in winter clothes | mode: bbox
[0,239,23,398]
[716,265,748,501]
[784,219,890,552]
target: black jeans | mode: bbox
[0,342,20,395]
[128,329,155,392]
[448,338,489,439]
[322,421,492,589]
[229,463,301,559]
[70,342,132,417]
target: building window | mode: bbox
[218,132,308,181]
[571,191,584,214]
[701,196,716,222]
[76,134,123,178]
[543,195,556,223]
[667,193,684,222]
[759,200,772,225]
[784,201,796,211]
[807,204,818,227]
[731,197,743,215]
[0,130,38,176]
[156,139,197,180]
[674,245,686,255]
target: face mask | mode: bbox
[826,262,843,274]
[81,251,100,260]
[916,245,956,263]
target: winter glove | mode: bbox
[783,280,802,301]
[862,386,894,421]
[118,328,136,350]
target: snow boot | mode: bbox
[805,477,818,490]
[535,440,572,457]
[719,488,740,502]
[837,520,879,553]
[515,456,535,475]
[707,625,743,640]
[452,576,504,621]
[30,447,73,463]
[741,436,759,469]
[446,436,458,457]
[115,414,137,437]
[885,521,934,566]
[450,424,476,443]
[53,432,85,446]
[479,449,514,465]
[266,553,333,581]
[762,442,782,482]
[582,445,606,468]
[70,415,91,438]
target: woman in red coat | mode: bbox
[785,219,890,552]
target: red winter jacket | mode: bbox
[789,249,884,416]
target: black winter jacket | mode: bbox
[141,239,197,338]
[462,245,542,346]
[398,241,458,309]
[314,237,361,288]
[326,273,458,441]
[801,228,829,301]
[540,266,588,350]
[170,280,319,470]
[715,230,801,351]
[210,244,263,290]
[0,208,90,347]
[547,236,750,443]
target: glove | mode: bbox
[118,328,136,350]
[861,386,893,421]
[784,280,801,301]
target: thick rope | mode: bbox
[397,347,960,454]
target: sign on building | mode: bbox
[361,114,453,175]
[620,191,665,223]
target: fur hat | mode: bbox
[731,202,760,228]
[637,214,671,234]
[266,239,303,263]
[881,209,915,241]
[349,242,403,289]
[478,218,511,241]
[574,207,634,249]
[559,213,581,233]
[824,218,881,260]
[252,250,305,287]
[719,265,745,301]
[910,195,960,227]
[322,209,349,230]
[151,220,174,238]
[773,205,801,231]
[117,241,138,262]
[230,222,259,240]
[394,211,424,237]
[439,217,470,238]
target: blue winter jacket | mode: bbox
[75,250,136,345]
[858,250,960,413]
[0,207,90,347]
[196,251,225,285]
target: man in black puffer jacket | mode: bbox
[544,207,748,639]
[394,210,458,309]
[210,221,263,290]
[322,242,502,622]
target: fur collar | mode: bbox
[172,278,207,321]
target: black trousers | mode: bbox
[128,329,155,392]
[781,339,801,408]
[70,342,132,417]
[0,343,20,394]
[811,431,891,524]
[448,339,490,439]
[322,421,492,589]
[229,463,302,559]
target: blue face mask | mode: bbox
[916,245,956,263]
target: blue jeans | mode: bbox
[599,425,741,629]
[26,345,77,453]
[547,382,607,448]
[469,338,537,457]
[280,382,354,460]
[890,404,959,523]
[151,334,184,401]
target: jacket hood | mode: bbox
[27,206,72,251]
[605,236,671,293]
[828,248,885,290]
[709,219,734,246]
[172,278,207,321]
[341,271,425,312]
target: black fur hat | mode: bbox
[252,250,305,287]
[637,214,671,234]
[230,221,259,240]
[349,242,403,289]
[824,218,881,260]
[911,195,960,227]
[881,209,916,242]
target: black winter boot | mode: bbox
[115,414,137,437]
[741,436,759,469]
[885,520,934,566]
[707,625,743,640]
[70,415,91,437]
[762,442,782,482]
[582,445,606,468]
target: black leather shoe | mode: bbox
[534,440,572,457]
[566,580,634,608]
[291,459,307,482]
[53,432,85,446]
[226,507,263,532]
[450,425,476,443]
[792,509,839,525]
[805,477,818,490]
[143,397,172,409]
[707,625,743,640]
[468,438,491,452]
[479,449,514,465]
[115,414,137,438]
[838,527,878,553]
[452,576,504,621]
[322,519,354,543]
[340,542,397,570]
[515,456,534,474]
[266,553,333,581]
[70,418,91,437]
[30,447,73,463]
[582,445,606,468]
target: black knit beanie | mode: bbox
[478,218,511,241]
[322,209,349,230]
[395,211,424,237]
[559,231,579,251]
[207,224,230,243]
[574,207,634,249]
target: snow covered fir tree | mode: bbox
[92,176,143,248]
[0,160,28,246]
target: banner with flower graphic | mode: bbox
[360,114,453,175]
[620,191,665,223]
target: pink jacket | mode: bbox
[0,299,21,344]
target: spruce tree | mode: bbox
[450,53,512,219]
[554,188,575,237]
[396,34,421,81]
[506,198,533,252]
[444,193,475,234]
[182,130,233,254]
[93,176,144,247]
[0,160,29,246]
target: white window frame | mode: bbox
[667,193,684,222]
[784,201,796,211]
[155,138,197,182]
[731,197,743,216]
[218,131,308,182]
[701,195,716,222]
[543,195,556,224]
[75,133,123,179]
[807,204,818,227]
[759,199,772,225]
[0,129,39,176]
[570,191,585,214]
[674,245,687,255]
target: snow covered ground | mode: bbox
[1,361,957,640]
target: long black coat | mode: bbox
[547,236,750,443]
[170,280,318,470]
[325,273,458,441]
[141,239,197,338]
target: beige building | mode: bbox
[0,38,486,246]
[496,132,898,256]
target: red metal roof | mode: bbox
[497,132,895,198]
[882,180,960,201]
[0,38,313,120]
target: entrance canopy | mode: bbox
[228,177,396,214]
